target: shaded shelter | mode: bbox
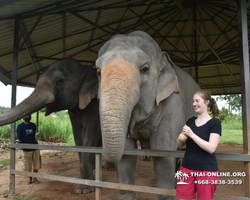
[0,0,250,198]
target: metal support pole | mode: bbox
[9,17,19,195]
[193,0,198,83]
[238,0,250,197]
[36,73,39,133]
[95,154,102,200]
[62,12,66,58]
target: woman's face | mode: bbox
[193,93,209,114]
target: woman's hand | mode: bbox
[177,132,188,147]
[183,125,195,138]
[178,132,188,141]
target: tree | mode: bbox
[0,106,10,114]
[216,94,241,122]
[219,107,230,122]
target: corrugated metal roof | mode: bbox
[0,0,248,94]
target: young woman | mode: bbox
[176,90,221,200]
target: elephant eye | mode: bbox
[56,78,64,86]
[140,64,149,76]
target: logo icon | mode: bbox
[175,170,189,184]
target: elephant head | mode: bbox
[0,59,98,125]
[96,31,179,163]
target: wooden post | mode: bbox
[95,154,102,200]
[238,0,250,197]
[9,17,19,195]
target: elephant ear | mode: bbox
[156,52,179,106]
[79,70,98,110]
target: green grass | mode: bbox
[0,119,22,139]
[0,112,73,144]
[0,112,244,146]
[10,196,39,200]
[37,114,73,143]
[220,123,243,145]
[0,158,10,166]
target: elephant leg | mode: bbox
[153,157,176,200]
[75,152,95,194]
[117,138,137,200]
[151,129,179,199]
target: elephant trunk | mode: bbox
[100,58,140,163]
[0,77,55,126]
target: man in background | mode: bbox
[17,114,41,184]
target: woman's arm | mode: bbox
[183,125,220,154]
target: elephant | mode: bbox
[0,58,115,194]
[95,30,200,200]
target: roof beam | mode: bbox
[174,0,240,86]
[199,37,239,63]
[139,4,179,38]
[19,20,43,72]
[199,5,237,62]
[0,7,164,58]
[201,84,240,89]
[198,73,240,79]
[62,12,66,58]
[6,35,107,76]
[19,0,103,19]
[66,9,112,36]
[87,9,102,49]
[157,7,183,47]
[128,7,193,62]
[164,4,193,60]
[225,0,237,7]
[18,14,43,51]
[22,0,173,17]
[130,4,152,32]
[31,56,95,63]
[0,0,20,7]
[247,0,250,8]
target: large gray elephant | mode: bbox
[96,31,200,200]
[0,59,115,194]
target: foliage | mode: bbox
[216,94,241,114]
[0,158,10,166]
[36,113,73,143]
[11,196,39,200]
[0,108,73,143]
[0,119,23,139]
[218,107,229,122]
[221,114,242,125]
[0,106,10,114]
[219,115,243,145]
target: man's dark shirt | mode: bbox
[182,117,222,171]
[17,122,37,152]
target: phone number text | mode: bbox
[194,180,243,185]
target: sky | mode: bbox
[0,81,227,109]
[0,81,34,108]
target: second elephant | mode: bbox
[0,58,115,194]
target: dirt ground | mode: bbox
[0,144,246,200]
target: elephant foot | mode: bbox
[74,184,95,194]
[103,161,117,171]
[117,190,137,200]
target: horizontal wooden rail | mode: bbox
[11,169,250,200]
[8,143,250,199]
[9,143,250,162]
[11,170,176,196]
